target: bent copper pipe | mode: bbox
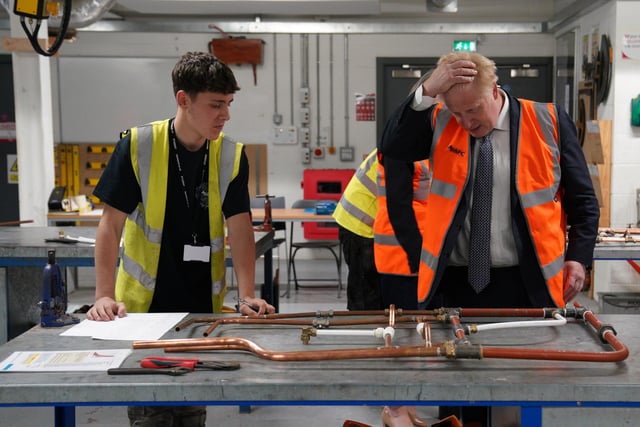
[178,314,434,337]
[134,336,445,361]
[134,306,628,363]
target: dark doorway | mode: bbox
[376,56,553,142]
[0,55,19,224]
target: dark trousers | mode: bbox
[426,266,532,309]
[339,226,382,310]
[380,274,418,310]
[431,266,530,426]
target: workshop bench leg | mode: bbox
[54,405,75,427]
[520,406,542,427]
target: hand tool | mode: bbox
[140,356,241,371]
[108,367,190,376]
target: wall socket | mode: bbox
[299,127,310,143]
[300,107,310,124]
[300,87,310,104]
[301,146,311,164]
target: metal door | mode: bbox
[0,55,19,224]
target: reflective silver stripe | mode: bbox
[541,254,564,280]
[128,209,163,244]
[210,236,225,254]
[374,232,399,246]
[376,166,385,196]
[419,246,439,272]
[218,136,237,200]
[414,161,430,201]
[519,103,561,209]
[429,178,457,199]
[121,252,156,291]
[136,124,153,209]
[211,280,224,296]
[431,107,452,165]
[340,198,375,227]
[355,154,378,195]
[520,186,558,209]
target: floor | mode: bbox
[0,252,609,427]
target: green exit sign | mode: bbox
[453,40,477,52]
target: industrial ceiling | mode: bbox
[0,0,612,33]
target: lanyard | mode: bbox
[170,122,209,243]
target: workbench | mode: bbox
[0,227,275,343]
[0,311,637,427]
[592,242,640,260]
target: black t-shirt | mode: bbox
[94,121,250,313]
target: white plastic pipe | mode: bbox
[314,327,390,339]
[471,312,567,332]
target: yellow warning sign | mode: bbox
[7,154,18,184]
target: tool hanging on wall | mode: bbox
[595,33,612,106]
[208,25,264,86]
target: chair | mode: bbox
[287,199,342,298]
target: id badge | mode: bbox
[183,244,211,262]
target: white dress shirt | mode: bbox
[412,86,518,267]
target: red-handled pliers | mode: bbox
[140,356,240,371]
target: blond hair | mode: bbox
[437,51,497,92]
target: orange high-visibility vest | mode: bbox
[374,159,430,275]
[417,99,565,306]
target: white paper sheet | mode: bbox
[60,313,188,341]
[0,349,132,372]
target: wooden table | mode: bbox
[250,208,335,223]
[251,208,339,296]
[47,209,103,226]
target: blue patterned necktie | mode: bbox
[468,133,493,293]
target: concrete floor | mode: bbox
[2,255,631,427]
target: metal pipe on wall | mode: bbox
[343,34,350,148]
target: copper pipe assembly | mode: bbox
[597,226,640,243]
[133,304,628,363]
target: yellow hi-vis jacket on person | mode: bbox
[374,158,430,275]
[115,119,243,313]
[332,149,379,238]
[418,99,566,306]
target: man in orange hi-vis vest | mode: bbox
[378,51,599,427]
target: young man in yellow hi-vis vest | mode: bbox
[87,52,275,426]
[333,149,383,310]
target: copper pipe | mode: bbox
[134,307,628,363]
[0,219,34,226]
[176,309,430,330]
[447,314,467,341]
[135,336,445,361]
[383,304,396,347]
[145,336,626,363]
[481,342,627,362]
[459,308,548,318]
[177,315,432,337]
